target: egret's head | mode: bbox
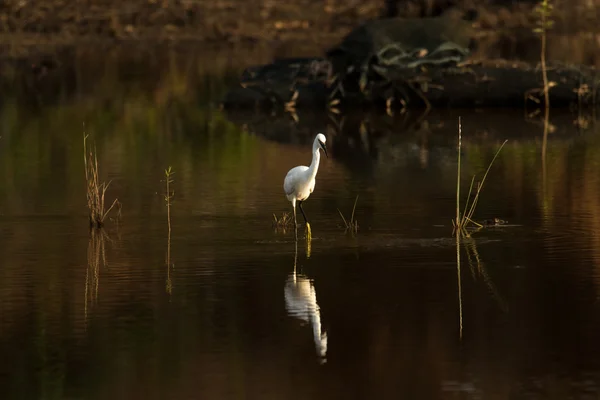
[316,133,328,158]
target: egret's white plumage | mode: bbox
[283,133,328,226]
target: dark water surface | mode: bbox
[1,46,600,399]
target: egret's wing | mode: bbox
[284,166,309,196]
[309,178,316,193]
[284,177,295,196]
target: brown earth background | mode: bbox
[1,0,600,65]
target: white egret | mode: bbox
[283,133,328,228]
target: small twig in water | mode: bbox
[164,166,175,295]
[164,166,175,234]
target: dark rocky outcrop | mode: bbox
[222,11,600,112]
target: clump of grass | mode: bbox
[84,134,120,229]
[273,211,294,229]
[338,195,359,235]
[453,118,507,237]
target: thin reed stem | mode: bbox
[464,140,508,222]
[337,195,359,235]
[456,117,462,227]
[454,118,507,235]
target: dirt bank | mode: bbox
[1,0,599,59]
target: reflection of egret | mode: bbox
[283,133,328,228]
[284,237,328,361]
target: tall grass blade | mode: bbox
[465,140,508,222]
[456,117,462,227]
[454,117,507,235]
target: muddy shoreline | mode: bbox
[1,0,599,62]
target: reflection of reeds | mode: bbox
[463,237,509,313]
[536,0,554,201]
[453,118,507,236]
[84,133,120,229]
[542,106,550,208]
[455,231,508,340]
[164,167,174,295]
[456,233,463,339]
[166,228,173,295]
[85,229,110,322]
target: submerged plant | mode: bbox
[84,134,120,229]
[338,195,359,235]
[453,118,507,236]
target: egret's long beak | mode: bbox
[320,142,328,158]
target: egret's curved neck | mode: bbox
[307,143,321,179]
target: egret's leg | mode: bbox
[298,201,309,224]
[292,199,298,227]
[305,222,312,256]
[298,201,312,240]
